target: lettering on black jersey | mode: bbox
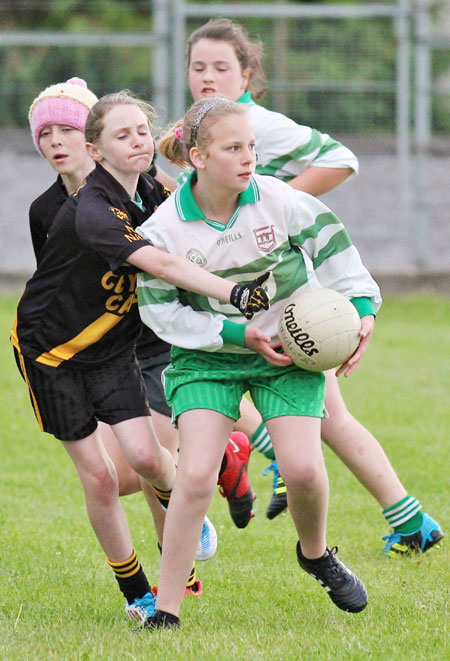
[102,271,138,315]
[109,207,129,221]
[124,222,144,243]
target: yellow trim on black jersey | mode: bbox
[35,311,126,367]
[10,314,19,348]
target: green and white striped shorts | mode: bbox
[163,347,325,423]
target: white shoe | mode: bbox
[195,515,218,561]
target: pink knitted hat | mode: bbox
[28,77,98,154]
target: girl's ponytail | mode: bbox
[158,120,190,169]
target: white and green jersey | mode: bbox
[177,91,359,186]
[137,173,381,353]
[239,91,359,181]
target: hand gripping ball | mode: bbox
[278,288,361,372]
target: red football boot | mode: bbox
[218,432,255,528]
[151,581,203,598]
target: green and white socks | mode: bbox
[383,495,423,534]
[249,422,275,460]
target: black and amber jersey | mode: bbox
[13,163,171,368]
[27,172,170,361]
[29,175,68,266]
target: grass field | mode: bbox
[1,293,449,660]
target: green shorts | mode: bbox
[164,347,325,424]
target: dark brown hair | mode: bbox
[187,18,267,99]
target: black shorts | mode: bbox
[14,349,150,441]
[138,350,172,418]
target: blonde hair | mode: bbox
[187,18,267,99]
[158,97,248,169]
[85,89,158,144]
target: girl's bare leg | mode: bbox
[140,478,166,545]
[155,409,233,616]
[266,415,328,558]
[322,370,407,508]
[234,395,263,436]
[62,427,133,561]
[112,416,176,493]
[98,421,141,496]
[100,411,179,542]
[150,408,179,459]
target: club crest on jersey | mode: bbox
[109,207,129,221]
[186,248,207,267]
[254,225,275,253]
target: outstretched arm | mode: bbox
[129,244,234,301]
[288,166,354,197]
[129,245,269,317]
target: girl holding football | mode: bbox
[137,96,381,628]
